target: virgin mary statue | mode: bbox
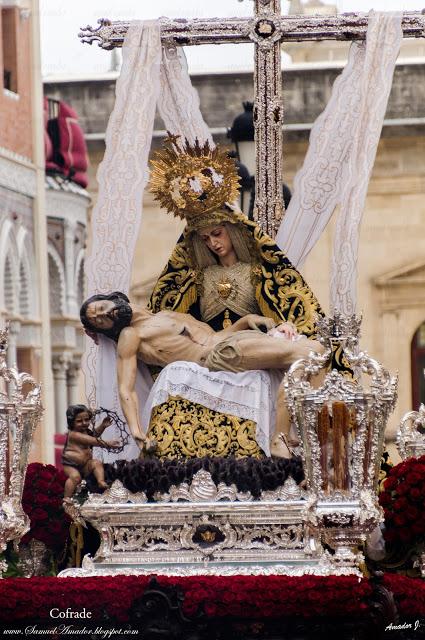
[146,136,347,459]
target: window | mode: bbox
[2,8,18,93]
[411,322,425,409]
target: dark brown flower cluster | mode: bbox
[92,456,304,499]
[379,455,425,546]
[0,575,373,623]
[21,463,70,552]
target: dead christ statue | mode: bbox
[80,291,324,454]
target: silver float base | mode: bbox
[59,476,363,578]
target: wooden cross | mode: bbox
[79,1,425,237]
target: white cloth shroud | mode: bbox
[82,21,277,460]
[142,362,281,457]
[276,10,402,315]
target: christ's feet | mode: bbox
[135,435,158,456]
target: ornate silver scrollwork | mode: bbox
[85,480,147,505]
[78,13,425,50]
[59,472,325,576]
[0,324,43,576]
[397,404,425,460]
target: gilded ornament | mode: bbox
[216,276,234,300]
[150,135,240,227]
[222,310,232,329]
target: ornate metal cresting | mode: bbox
[61,471,345,578]
[0,324,42,575]
[79,8,425,237]
[397,403,425,459]
[285,313,398,573]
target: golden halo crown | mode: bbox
[150,134,241,226]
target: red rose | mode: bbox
[396,483,409,495]
[393,497,408,511]
[406,472,422,486]
[384,477,397,490]
[379,492,391,506]
[31,508,49,522]
[411,521,424,536]
[410,488,421,500]
[35,480,51,492]
[406,506,420,521]
[398,529,412,542]
[393,514,406,527]
[38,469,55,481]
[51,481,65,494]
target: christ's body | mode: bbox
[81,293,324,454]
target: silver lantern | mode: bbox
[285,313,397,573]
[0,324,43,575]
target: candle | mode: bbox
[332,401,349,491]
[318,404,330,492]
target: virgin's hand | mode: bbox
[247,315,276,332]
[275,322,298,339]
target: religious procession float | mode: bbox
[1,2,425,638]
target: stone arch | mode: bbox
[48,244,66,316]
[74,249,85,309]
[0,221,19,314]
[15,227,36,318]
[3,255,15,313]
[18,262,30,317]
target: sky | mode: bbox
[40,0,425,78]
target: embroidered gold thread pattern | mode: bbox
[148,396,263,459]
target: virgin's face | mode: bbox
[199,224,234,260]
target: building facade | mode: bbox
[0,0,89,463]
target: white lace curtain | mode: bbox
[83,22,214,461]
[276,11,402,314]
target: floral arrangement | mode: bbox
[383,574,425,618]
[379,455,425,546]
[21,463,70,552]
[0,575,373,623]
